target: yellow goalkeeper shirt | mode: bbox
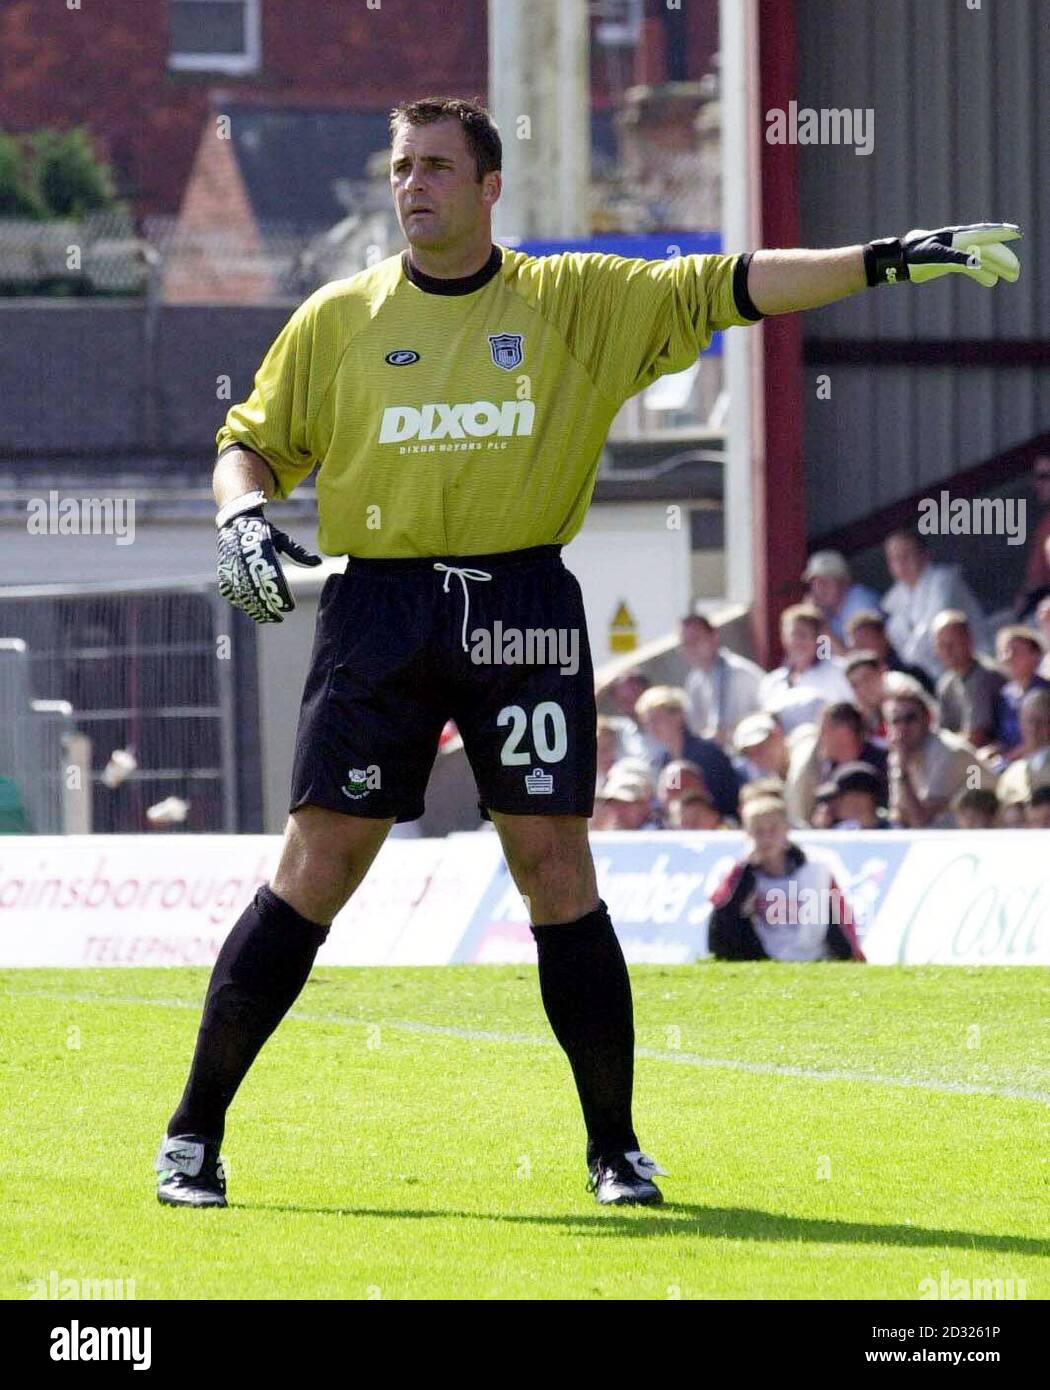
[215,245,762,557]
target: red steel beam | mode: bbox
[752,0,805,666]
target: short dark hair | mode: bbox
[822,701,865,737]
[951,787,999,818]
[886,526,927,552]
[389,96,502,181]
[680,612,714,632]
[1030,785,1050,808]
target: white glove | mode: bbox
[865,223,1021,288]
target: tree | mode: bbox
[0,131,44,218]
[30,126,118,218]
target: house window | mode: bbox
[169,0,261,75]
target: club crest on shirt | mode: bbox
[488,333,524,371]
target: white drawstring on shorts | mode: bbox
[433,563,493,652]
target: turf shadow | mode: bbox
[230,1202,1049,1258]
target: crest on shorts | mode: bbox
[341,765,380,800]
[488,333,524,371]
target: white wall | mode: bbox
[564,500,694,666]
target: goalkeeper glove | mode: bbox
[864,222,1021,288]
[216,490,322,624]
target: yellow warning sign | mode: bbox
[609,600,637,653]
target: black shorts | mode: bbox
[289,545,596,822]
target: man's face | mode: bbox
[933,622,972,671]
[782,618,819,667]
[746,728,786,776]
[848,663,883,713]
[606,797,650,830]
[748,811,789,861]
[390,119,499,252]
[819,716,861,764]
[837,789,877,826]
[885,536,925,586]
[885,698,928,753]
[679,620,718,666]
[998,636,1041,684]
[850,623,889,660]
[1033,455,1050,508]
[677,798,721,830]
[613,677,647,719]
[808,575,847,613]
[657,763,705,808]
[643,706,683,750]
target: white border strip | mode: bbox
[7,988,1047,1106]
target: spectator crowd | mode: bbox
[595,459,1050,837]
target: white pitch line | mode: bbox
[5,986,1049,1105]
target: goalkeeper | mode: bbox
[156,95,1020,1210]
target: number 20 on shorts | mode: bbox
[497,702,568,765]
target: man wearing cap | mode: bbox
[933,609,1004,749]
[802,551,881,654]
[818,762,889,830]
[733,712,790,783]
[592,759,659,831]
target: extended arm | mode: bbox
[748,246,866,315]
[747,223,1021,317]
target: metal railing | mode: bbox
[0,581,236,833]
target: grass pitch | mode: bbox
[1,964,1047,1300]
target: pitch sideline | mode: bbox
[5,985,1048,1106]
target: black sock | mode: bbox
[167,885,330,1146]
[530,901,638,1166]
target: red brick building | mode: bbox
[0,0,716,221]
